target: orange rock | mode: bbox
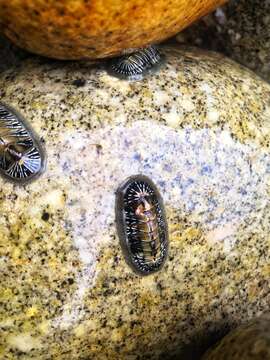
[0,0,227,60]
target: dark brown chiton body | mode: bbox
[0,103,45,183]
[116,175,169,275]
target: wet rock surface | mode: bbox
[0,46,269,359]
[176,0,270,83]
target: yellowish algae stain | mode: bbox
[0,288,13,302]
[38,320,51,336]
[31,100,48,111]
[0,183,82,356]
[25,306,39,318]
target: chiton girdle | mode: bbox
[115,175,169,275]
[0,102,45,184]
[108,46,165,81]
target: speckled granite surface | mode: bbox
[0,46,270,359]
[176,0,270,83]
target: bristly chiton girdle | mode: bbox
[108,46,165,81]
[116,175,169,275]
[0,102,45,183]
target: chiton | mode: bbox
[115,175,169,275]
[108,46,164,81]
[0,103,45,183]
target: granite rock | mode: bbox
[0,46,269,359]
[202,314,270,360]
[176,0,270,83]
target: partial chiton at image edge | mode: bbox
[0,102,45,183]
[115,175,169,275]
[108,46,165,81]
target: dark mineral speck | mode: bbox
[41,211,50,221]
[72,79,86,87]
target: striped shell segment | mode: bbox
[108,46,164,81]
[0,103,45,183]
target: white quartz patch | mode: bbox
[53,121,269,327]
[7,333,43,352]
[58,121,269,234]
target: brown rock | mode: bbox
[202,314,270,360]
[176,0,270,83]
[0,0,226,60]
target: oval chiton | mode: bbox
[115,175,169,275]
[0,103,45,183]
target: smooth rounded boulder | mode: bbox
[0,0,227,59]
[0,46,269,359]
